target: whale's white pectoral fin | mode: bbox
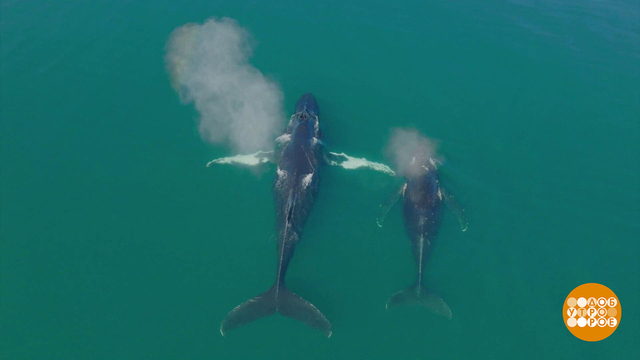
[377,183,405,227]
[206,151,274,167]
[441,187,468,232]
[326,152,396,176]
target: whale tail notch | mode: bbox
[220,284,332,337]
[386,282,452,319]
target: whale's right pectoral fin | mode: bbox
[441,187,468,232]
[325,152,396,176]
[376,183,405,227]
[206,150,275,168]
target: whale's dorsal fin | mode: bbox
[440,187,468,232]
[376,182,406,227]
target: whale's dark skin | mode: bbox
[402,160,443,288]
[274,93,321,289]
[381,154,467,317]
[220,93,332,337]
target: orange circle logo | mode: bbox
[563,283,621,341]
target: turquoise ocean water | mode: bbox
[1,1,639,359]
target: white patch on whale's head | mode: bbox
[302,173,313,188]
[276,168,288,189]
[277,168,289,183]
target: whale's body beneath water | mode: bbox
[212,93,394,337]
[378,148,468,317]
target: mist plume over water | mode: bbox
[386,128,440,177]
[165,17,284,153]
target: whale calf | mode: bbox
[211,93,393,336]
[378,143,467,317]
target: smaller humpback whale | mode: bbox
[209,93,394,337]
[377,147,467,318]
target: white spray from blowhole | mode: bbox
[165,17,284,153]
[385,128,441,177]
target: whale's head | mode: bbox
[289,93,320,139]
[407,154,438,177]
[294,93,319,117]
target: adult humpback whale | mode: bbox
[377,149,467,318]
[210,93,394,337]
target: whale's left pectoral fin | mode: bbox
[441,187,468,232]
[206,151,275,168]
[326,152,396,176]
[377,183,405,227]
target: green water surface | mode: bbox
[1,1,639,359]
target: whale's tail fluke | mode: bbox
[386,282,452,319]
[220,284,332,337]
